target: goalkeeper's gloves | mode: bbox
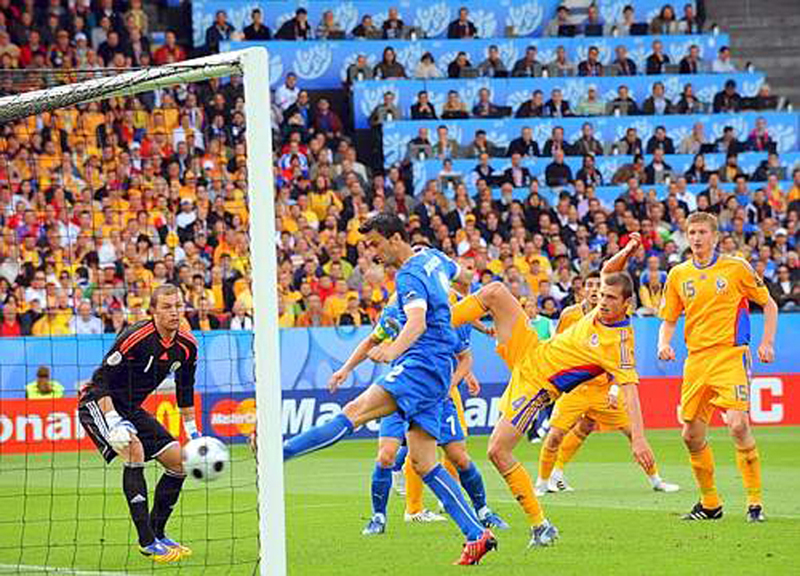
[184,419,201,440]
[105,410,137,452]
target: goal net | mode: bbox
[0,48,285,575]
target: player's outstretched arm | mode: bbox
[758,296,778,363]
[368,306,426,364]
[622,383,655,470]
[602,232,641,275]
[657,320,677,361]
[329,334,381,392]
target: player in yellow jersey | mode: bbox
[536,239,679,495]
[658,212,778,522]
[452,272,655,547]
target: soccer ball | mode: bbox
[183,437,230,482]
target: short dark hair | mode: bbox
[585,270,602,281]
[604,272,634,300]
[359,213,408,241]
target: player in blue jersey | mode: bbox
[328,292,508,536]
[283,214,497,565]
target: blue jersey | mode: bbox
[394,248,460,362]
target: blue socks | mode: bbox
[423,464,485,541]
[458,462,487,512]
[371,464,393,517]
[283,413,355,461]
[393,445,408,472]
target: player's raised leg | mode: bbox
[488,419,557,548]
[406,425,496,565]
[727,410,765,522]
[283,384,396,461]
[152,442,192,556]
[452,282,525,349]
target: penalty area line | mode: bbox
[0,564,145,575]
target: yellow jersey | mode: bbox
[660,253,770,353]
[519,307,638,395]
[555,302,590,334]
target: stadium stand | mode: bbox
[0,0,798,342]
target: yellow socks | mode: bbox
[442,456,459,480]
[404,461,424,515]
[555,430,586,470]
[451,294,486,327]
[735,445,763,507]
[502,462,545,526]
[689,444,721,509]
[538,444,558,481]
[644,462,659,477]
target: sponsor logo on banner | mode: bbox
[0,394,201,454]
[209,398,257,437]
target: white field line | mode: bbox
[0,564,144,576]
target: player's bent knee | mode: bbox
[159,442,184,475]
[727,418,751,442]
[122,435,145,463]
[545,428,565,449]
[377,446,398,468]
[486,440,512,472]
[481,282,508,307]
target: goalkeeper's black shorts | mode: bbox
[79,397,176,463]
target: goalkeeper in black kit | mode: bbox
[79,284,199,564]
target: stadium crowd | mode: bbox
[0,1,798,339]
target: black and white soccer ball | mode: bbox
[183,437,230,482]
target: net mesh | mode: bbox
[0,64,261,575]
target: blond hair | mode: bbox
[686,212,718,232]
[150,283,180,311]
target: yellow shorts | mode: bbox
[681,345,752,423]
[550,381,630,432]
[450,385,468,439]
[497,316,555,434]
[495,313,538,371]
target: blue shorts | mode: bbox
[377,355,451,442]
[378,398,463,446]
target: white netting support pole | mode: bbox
[241,47,287,576]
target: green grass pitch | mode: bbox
[1,427,798,575]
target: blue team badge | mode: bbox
[589,333,600,347]
[716,277,728,293]
[512,395,528,411]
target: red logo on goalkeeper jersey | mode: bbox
[209,398,256,437]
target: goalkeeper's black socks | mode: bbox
[150,470,186,539]
[123,462,155,547]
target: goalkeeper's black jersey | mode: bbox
[85,319,198,415]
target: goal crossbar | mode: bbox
[0,50,243,125]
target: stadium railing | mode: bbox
[351,73,765,129]
[223,33,725,90]
[381,111,800,165]
[196,0,682,46]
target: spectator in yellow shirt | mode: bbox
[26,366,65,399]
[323,280,356,321]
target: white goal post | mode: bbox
[0,47,286,576]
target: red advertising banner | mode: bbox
[639,374,800,428]
[0,394,201,455]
